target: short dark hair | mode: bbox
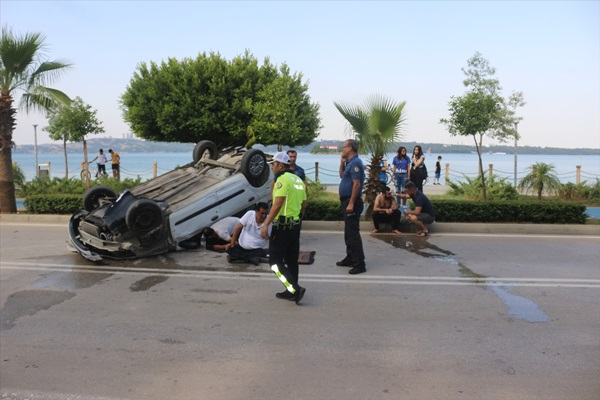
[286,149,297,155]
[405,181,417,191]
[345,139,358,152]
[384,186,391,192]
[255,202,269,211]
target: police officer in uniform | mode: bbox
[261,152,308,304]
[336,139,367,274]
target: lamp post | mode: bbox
[33,124,38,178]
[513,121,519,187]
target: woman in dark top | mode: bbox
[410,145,426,191]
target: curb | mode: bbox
[2,214,599,236]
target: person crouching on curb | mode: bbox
[372,186,402,234]
[261,152,308,305]
[398,181,436,237]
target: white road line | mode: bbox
[2,262,600,288]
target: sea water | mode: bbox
[11,151,600,185]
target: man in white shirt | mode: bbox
[226,202,271,265]
[203,217,240,251]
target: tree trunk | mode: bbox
[83,139,90,190]
[475,134,487,201]
[0,95,17,213]
[364,154,381,219]
[63,138,69,177]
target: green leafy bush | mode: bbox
[305,198,343,221]
[560,180,600,204]
[12,162,26,193]
[19,176,143,197]
[24,195,83,214]
[447,175,518,201]
[432,200,586,224]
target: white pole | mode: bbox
[513,122,518,187]
[33,124,38,178]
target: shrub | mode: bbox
[24,194,83,214]
[12,162,26,193]
[432,199,586,224]
[560,179,600,204]
[447,175,518,201]
[305,198,342,221]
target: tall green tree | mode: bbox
[0,26,71,213]
[440,52,524,200]
[518,162,562,199]
[44,97,104,177]
[334,95,406,216]
[120,50,320,149]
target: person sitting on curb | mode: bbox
[226,202,271,265]
[372,186,402,234]
[398,181,436,237]
[202,217,240,251]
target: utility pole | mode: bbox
[33,124,38,178]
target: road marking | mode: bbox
[2,261,600,288]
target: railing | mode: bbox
[20,161,600,186]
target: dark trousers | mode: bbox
[226,245,266,262]
[269,223,301,291]
[372,210,402,230]
[341,198,365,265]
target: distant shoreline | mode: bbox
[12,137,600,156]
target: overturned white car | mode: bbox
[68,141,272,261]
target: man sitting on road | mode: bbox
[203,217,240,251]
[372,186,402,234]
[398,181,436,237]
[226,202,272,265]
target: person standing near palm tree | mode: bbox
[410,145,427,191]
[392,146,411,206]
[0,27,71,213]
[336,139,367,275]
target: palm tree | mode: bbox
[0,27,71,213]
[334,95,406,217]
[518,162,562,199]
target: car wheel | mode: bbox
[193,140,219,163]
[125,199,163,235]
[83,185,117,211]
[240,149,269,187]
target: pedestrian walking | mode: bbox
[261,152,308,304]
[336,139,366,274]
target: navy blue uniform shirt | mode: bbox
[339,155,365,199]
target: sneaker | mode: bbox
[336,258,352,267]
[276,290,295,301]
[294,287,306,305]
[249,257,260,266]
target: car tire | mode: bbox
[83,185,117,211]
[240,149,269,187]
[193,140,219,163]
[125,199,163,235]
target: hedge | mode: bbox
[22,195,587,224]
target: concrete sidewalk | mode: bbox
[2,213,599,236]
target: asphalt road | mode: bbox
[1,222,599,400]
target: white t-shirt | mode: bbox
[97,153,107,164]
[238,210,271,250]
[210,217,240,241]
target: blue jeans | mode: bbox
[394,173,408,205]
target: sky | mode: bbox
[2,1,599,149]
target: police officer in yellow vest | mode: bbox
[261,152,308,304]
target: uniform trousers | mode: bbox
[269,222,301,291]
[341,198,365,266]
